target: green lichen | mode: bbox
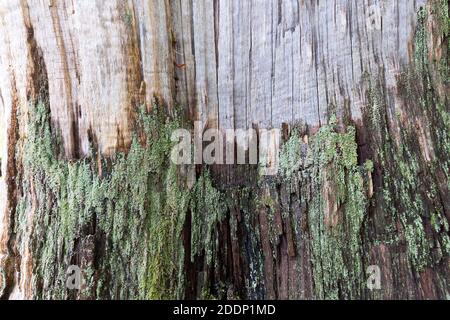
[277,117,370,299]
[306,121,368,299]
[365,76,439,272]
[190,170,226,264]
[432,0,450,83]
[278,131,303,181]
[360,3,450,273]
[364,160,374,173]
[415,7,428,74]
[15,100,228,300]
[16,96,269,300]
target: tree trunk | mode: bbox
[0,0,448,299]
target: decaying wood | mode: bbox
[0,0,448,299]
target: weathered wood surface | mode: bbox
[0,0,427,156]
[0,0,448,299]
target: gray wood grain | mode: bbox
[0,0,426,157]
